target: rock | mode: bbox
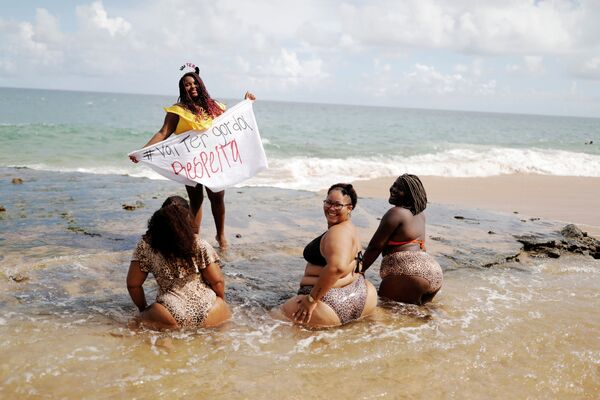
[454,215,465,220]
[11,178,23,184]
[235,233,242,238]
[515,224,600,260]
[0,205,5,212]
[122,201,144,211]
[561,224,584,239]
[488,231,496,234]
[10,273,29,283]
[546,249,561,258]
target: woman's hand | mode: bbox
[244,91,256,101]
[129,154,139,163]
[292,295,318,324]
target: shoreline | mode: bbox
[352,174,600,235]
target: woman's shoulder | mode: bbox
[324,221,357,243]
[194,235,221,265]
[385,205,414,220]
[164,103,190,116]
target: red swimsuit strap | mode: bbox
[387,239,425,250]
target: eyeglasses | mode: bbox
[323,200,351,211]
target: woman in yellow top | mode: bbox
[131,67,255,249]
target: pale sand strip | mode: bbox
[352,175,600,233]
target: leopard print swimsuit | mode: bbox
[132,236,221,328]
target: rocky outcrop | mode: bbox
[515,224,600,259]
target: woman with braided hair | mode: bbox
[361,174,443,305]
[130,65,255,249]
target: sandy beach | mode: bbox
[353,174,600,235]
[1,167,600,398]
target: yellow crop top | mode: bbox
[164,102,226,134]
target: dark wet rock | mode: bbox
[561,224,584,239]
[0,205,5,212]
[122,201,144,211]
[454,215,465,219]
[488,231,496,234]
[11,178,23,184]
[10,273,29,283]
[515,224,600,259]
[235,233,242,238]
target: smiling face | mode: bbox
[183,75,199,99]
[388,178,405,206]
[323,189,353,227]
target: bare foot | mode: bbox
[216,235,228,250]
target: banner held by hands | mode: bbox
[129,100,267,191]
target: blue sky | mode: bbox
[1,0,599,117]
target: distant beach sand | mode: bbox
[352,174,600,235]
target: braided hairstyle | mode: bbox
[394,174,427,215]
[327,183,358,208]
[178,72,224,118]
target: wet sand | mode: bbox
[352,174,600,235]
[2,168,600,399]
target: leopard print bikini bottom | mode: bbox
[298,274,367,324]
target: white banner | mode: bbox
[129,100,268,192]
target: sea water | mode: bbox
[1,87,600,398]
[1,87,599,190]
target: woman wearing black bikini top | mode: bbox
[281,183,377,328]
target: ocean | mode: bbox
[1,87,599,190]
[1,87,599,398]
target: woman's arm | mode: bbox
[126,261,149,311]
[294,225,354,324]
[362,208,403,272]
[201,262,226,299]
[129,113,179,162]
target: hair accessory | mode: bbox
[179,62,200,75]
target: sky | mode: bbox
[1,0,599,117]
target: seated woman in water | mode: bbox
[282,183,377,328]
[361,174,443,305]
[126,196,231,330]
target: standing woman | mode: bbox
[281,183,377,328]
[130,65,255,249]
[361,174,443,305]
[126,196,231,330]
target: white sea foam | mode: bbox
[7,147,600,191]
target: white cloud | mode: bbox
[251,49,328,88]
[507,56,545,74]
[573,56,600,80]
[0,0,599,115]
[76,1,131,36]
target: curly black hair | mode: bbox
[145,204,196,270]
[327,183,358,208]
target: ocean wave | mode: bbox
[6,147,600,191]
[243,147,600,190]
